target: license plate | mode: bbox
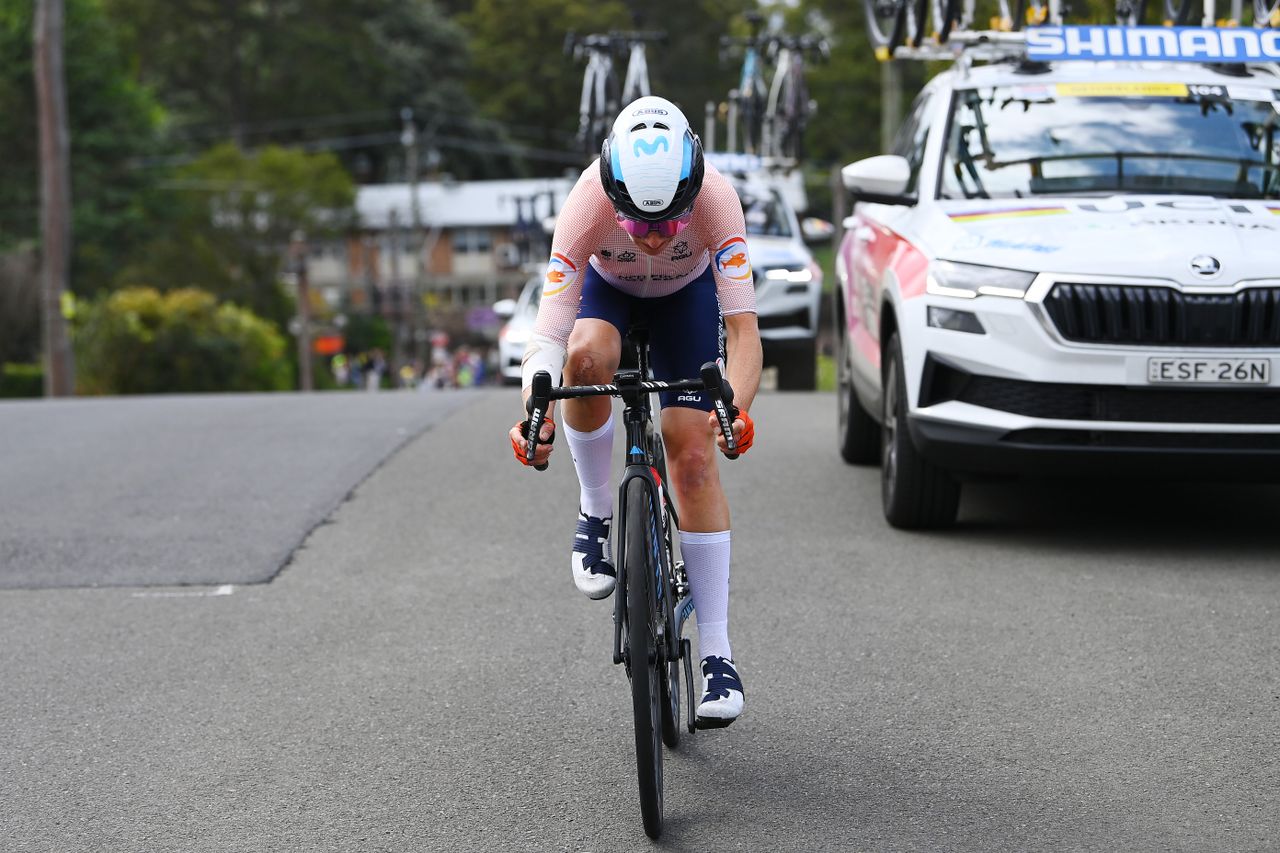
[1147,357,1271,385]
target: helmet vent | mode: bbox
[629,122,647,132]
[653,122,670,130]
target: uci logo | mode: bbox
[633,137,670,157]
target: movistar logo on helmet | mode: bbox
[633,137,670,157]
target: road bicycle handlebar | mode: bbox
[523,361,739,470]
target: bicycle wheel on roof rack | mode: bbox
[1163,0,1197,24]
[921,0,965,45]
[1115,0,1148,25]
[865,0,911,51]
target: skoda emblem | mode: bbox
[1189,255,1221,278]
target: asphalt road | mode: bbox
[3,389,1279,852]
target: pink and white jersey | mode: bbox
[533,161,757,347]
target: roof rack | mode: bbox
[882,24,1280,71]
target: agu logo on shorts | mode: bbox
[715,237,752,283]
[543,253,577,297]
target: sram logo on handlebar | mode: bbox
[1026,25,1280,63]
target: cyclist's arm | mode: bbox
[723,311,761,416]
[521,163,612,401]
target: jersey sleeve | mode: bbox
[699,167,757,317]
[531,164,613,347]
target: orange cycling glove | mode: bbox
[512,417,555,466]
[729,406,754,455]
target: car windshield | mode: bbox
[738,190,793,237]
[939,83,1280,200]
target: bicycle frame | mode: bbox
[622,41,652,102]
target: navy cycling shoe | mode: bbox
[696,655,744,728]
[571,510,615,600]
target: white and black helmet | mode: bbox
[600,96,705,222]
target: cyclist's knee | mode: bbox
[565,346,615,385]
[668,442,718,495]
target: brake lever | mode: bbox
[700,361,739,460]
[525,371,553,472]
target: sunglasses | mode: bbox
[615,209,693,239]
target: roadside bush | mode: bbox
[74,287,292,394]
[0,363,43,398]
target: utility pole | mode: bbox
[880,60,903,153]
[290,231,313,391]
[34,0,74,396]
[402,108,426,367]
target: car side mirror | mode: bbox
[800,217,834,244]
[492,298,516,319]
[841,155,916,206]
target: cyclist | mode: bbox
[509,96,762,728]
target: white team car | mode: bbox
[494,274,542,385]
[835,31,1280,529]
[729,174,827,390]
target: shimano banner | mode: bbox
[1026,25,1280,63]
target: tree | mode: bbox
[101,0,481,180]
[34,0,75,395]
[457,0,758,177]
[0,0,163,298]
[117,144,356,331]
[74,286,292,393]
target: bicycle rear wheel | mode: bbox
[624,476,664,839]
[865,0,911,50]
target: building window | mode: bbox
[451,228,492,254]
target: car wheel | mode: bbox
[881,333,960,529]
[774,338,817,391]
[837,323,880,465]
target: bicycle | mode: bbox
[566,31,666,161]
[523,327,740,839]
[566,32,620,159]
[720,11,771,155]
[619,31,665,103]
[763,34,829,161]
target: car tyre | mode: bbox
[774,338,817,391]
[837,322,880,465]
[881,333,960,529]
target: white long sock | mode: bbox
[564,417,615,519]
[680,529,732,661]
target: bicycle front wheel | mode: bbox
[624,476,664,839]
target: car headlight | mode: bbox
[762,265,813,284]
[926,261,1036,299]
[501,327,531,346]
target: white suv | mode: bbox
[729,174,826,390]
[835,45,1280,528]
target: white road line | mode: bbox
[131,584,235,599]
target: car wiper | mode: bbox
[984,151,1279,198]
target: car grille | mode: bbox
[1042,283,1280,347]
[1004,429,1280,451]
[921,359,1280,425]
[757,307,811,332]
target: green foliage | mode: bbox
[0,0,163,294]
[101,0,477,181]
[74,286,292,394]
[0,363,43,398]
[116,144,356,330]
[460,0,757,175]
[342,313,392,354]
